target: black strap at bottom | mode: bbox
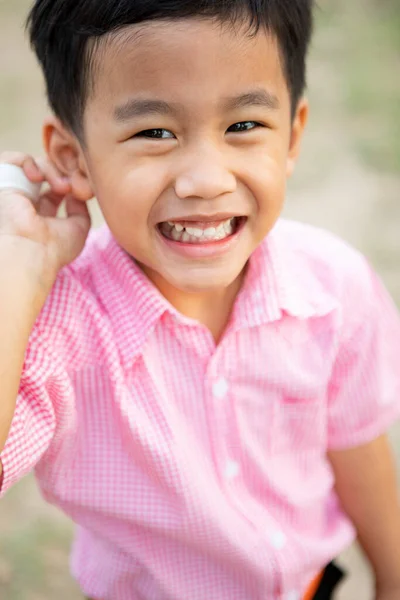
[312,562,347,600]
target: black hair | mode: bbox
[26,0,314,137]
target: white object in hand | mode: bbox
[0,163,42,202]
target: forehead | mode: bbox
[88,19,289,111]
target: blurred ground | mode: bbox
[0,0,399,598]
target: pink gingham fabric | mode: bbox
[1,220,400,600]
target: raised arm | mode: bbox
[0,152,91,480]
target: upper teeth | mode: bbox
[186,226,205,237]
[165,217,237,242]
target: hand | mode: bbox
[376,587,400,600]
[0,151,91,293]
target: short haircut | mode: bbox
[27,0,314,137]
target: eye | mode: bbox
[136,129,175,139]
[227,121,263,133]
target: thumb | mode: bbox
[50,194,92,266]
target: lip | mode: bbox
[156,217,246,259]
[160,212,246,224]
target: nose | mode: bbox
[174,145,237,200]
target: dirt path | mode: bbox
[0,1,399,598]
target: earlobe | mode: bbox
[286,98,309,178]
[43,116,94,201]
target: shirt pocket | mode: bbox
[234,385,326,459]
[268,394,326,457]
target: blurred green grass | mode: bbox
[0,477,81,600]
[344,5,400,172]
[316,0,400,172]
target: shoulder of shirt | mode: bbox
[273,219,376,312]
[30,226,112,369]
[275,219,368,268]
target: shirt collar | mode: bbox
[222,220,338,331]
[92,227,172,368]
[92,222,337,367]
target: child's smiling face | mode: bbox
[71,19,308,294]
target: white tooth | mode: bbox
[167,221,175,227]
[216,223,225,235]
[174,223,184,232]
[171,228,181,241]
[204,227,216,239]
[186,227,203,238]
[182,232,190,243]
[224,221,233,235]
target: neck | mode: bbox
[143,269,245,343]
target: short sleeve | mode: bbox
[327,262,400,450]
[0,324,67,497]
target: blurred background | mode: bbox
[0,0,399,598]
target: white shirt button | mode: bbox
[224,460,240,481]
[269,530,287,550]
[285,591,300,600]
[212,378,229,399]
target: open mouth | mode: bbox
[158,216,245,244]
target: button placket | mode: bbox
[212,377,229,400]
[209,374,241,488]
[223,460,240,481]
[269,530,287,550]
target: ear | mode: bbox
[286,97,309,178]
[42,116,94,201]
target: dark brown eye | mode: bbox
[227,121,261,133]
[136,129,175,139]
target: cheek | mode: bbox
[245,153,288,214]
[93,161,166,225]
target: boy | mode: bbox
[1,1,400,599]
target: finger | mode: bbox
[65,194,91,234]
[0,151,32,166]
[37,191,66,218]
[36,157,71,195]
[0,153,70,195]
[0,152,44,183]
[50,195,91,265]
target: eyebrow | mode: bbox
[114,99,179,122]
[222,89,280,112]
[113,89,280,123]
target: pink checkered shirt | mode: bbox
[1,220,400,600]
